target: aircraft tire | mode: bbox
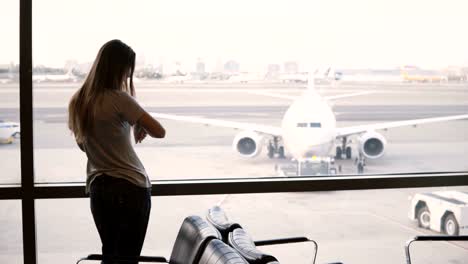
[278,146,285,159]
[345,147,352,159]
[443,214,459,236]
[267,145,274,159]
[417,206,431,229]
[335,147,342,159]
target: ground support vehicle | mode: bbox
[409,191,468,236]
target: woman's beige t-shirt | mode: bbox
[82,90,150,193]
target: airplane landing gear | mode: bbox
[336,137,352,159]
[355,153,366,174]
[268,136,285,159]
[335,146,342,159]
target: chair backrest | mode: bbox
[198,239,249,264]
[206,206,242,242]
[169,215,221,264]
[228,228,279,264]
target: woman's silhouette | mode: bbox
[68,39,165,263]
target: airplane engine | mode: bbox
[232,131,264,158]
[358,131,387,159]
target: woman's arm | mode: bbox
[136,111,166,139]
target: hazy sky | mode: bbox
[2,0,468,71]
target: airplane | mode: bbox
[33,68,77,83]
[0,120,20,144]
[400,66,447,83]
[278,72,308,83]
[278,68,340,84]
[160,74,193,84]
[150,76,468,173]
[227,72,264,83]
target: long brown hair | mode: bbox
[68,39,136,143]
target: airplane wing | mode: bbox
[246,90,373,101]
[336,114,468,137]
[151,113,282,136]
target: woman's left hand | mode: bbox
[134,123,148,144]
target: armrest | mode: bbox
[76,254,168,264]
[254,236,313,246]
[405,236,468,264]
[254,236,318,264]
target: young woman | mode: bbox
[68,39,165,263]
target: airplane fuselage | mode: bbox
[281,91,336,159]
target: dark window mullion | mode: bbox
[20,0,37,263]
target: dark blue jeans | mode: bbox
[90,175,151,264]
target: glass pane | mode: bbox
[36,194,226,263]
[0,200,23,264]
[37,186,468,264]
[0,1,20,185]
[33,0,468,184]
[409,241,468,264]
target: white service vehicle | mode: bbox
[409,191,468,236]
[0,120,20,144]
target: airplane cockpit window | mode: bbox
[297,123,308,127]
[310,122,321,128]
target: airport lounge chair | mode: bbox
[206,206,318,264]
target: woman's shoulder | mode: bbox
[102,89,129,100]
[110,89,132,98]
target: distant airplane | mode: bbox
[227,73,264,83]
[151,75,468,173]
[0,121,20,144]
[278,67,339,84]
[33,68,77,83]
[401,66,447,83]
[160,74,192,84]
[278,72,308,83]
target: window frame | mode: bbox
[1,1,466,263]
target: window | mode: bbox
[34,187,468,264]
[0,201,22,264]
[0,1,20,185]
[32,0,468,184]
[6,1,467,263]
